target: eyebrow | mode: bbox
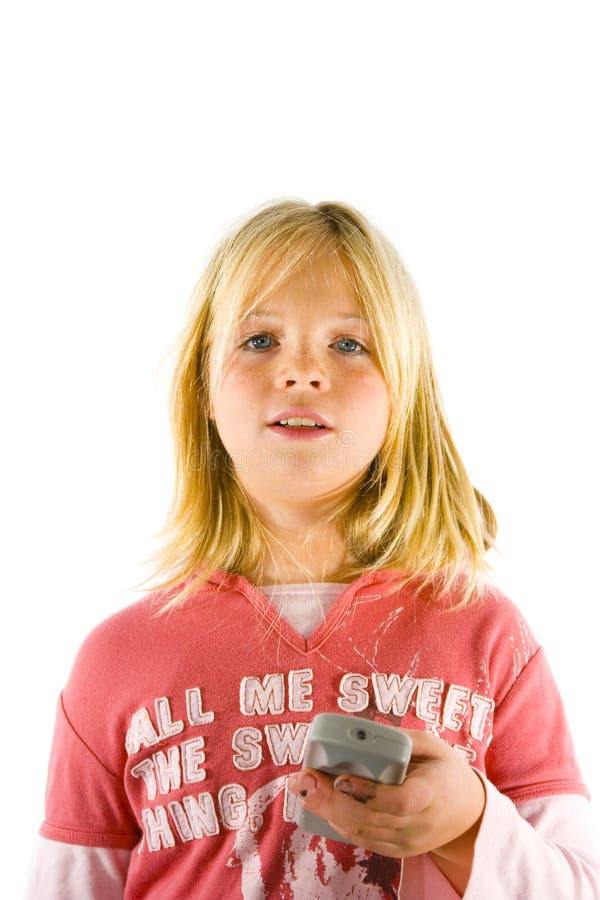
[242,311,368,323]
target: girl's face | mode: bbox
[210,252,390,518]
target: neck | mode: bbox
[250,525,350,585]
[243,490,357,584]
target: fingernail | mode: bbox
[334,776,355,796]
[334,776,374,804]
[290,774,317,798]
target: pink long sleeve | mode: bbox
[402,782,600,899]
[465,781,600,899]
[24,838,131,899]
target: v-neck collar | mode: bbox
[205,568,406,652]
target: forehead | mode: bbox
[240,252,366,321]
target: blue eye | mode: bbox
[335,337,365,354]
[244,333,273,351]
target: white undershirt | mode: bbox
[258,582,349,638]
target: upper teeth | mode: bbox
[278,417,324,427]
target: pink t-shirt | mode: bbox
[34,569,595,898]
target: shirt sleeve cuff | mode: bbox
[464,772,600,900]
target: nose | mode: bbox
[275,344,331,391]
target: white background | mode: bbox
[2,1,599,893]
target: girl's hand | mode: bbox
[289,728,486,893]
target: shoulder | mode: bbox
[466,582,538,644]
[63,586,201,702]
[403,574,539,646]
[409,578,542,691]
[59,589,201,751]
[69,580,215,671]
[71,594,156,668]
[455,583,544,700]
[62,578,232,703]
[59,595,157,719]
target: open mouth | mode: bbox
[276,422,326,429]
[269,418,332,439]
[273,417,327,429]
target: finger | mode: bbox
[334,830,414,859]
[330,818,423,859]
[333,770,434,817]
[288,769,403,829]
[289,768,417,847]
[289,762,434,819]
[288,768,338,818]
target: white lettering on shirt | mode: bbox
[264,723,309,766]
[443,685,471,731]
[470,694,495,740]
[218,784,247,830]
[288,669,313,711]
[186,688,215,725]
[183,793,220,838]
[232,727,263,770]
[338,673,370,712]
[153,746,182,794]
[416,678,444,724]
[155,697,184,739]
[372,673,418,715]
[182,738,207,784]
[126,708,160,755]
[240,674,285,715]
[142,805,176,851]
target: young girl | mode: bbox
[27,200,599,899]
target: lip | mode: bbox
[268,424,332,441]
[268,408,333,428]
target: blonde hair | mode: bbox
[141,198,497,611]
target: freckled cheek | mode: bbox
[221,369,262,399]
[346,374,390,416]
[213,371,262,436]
